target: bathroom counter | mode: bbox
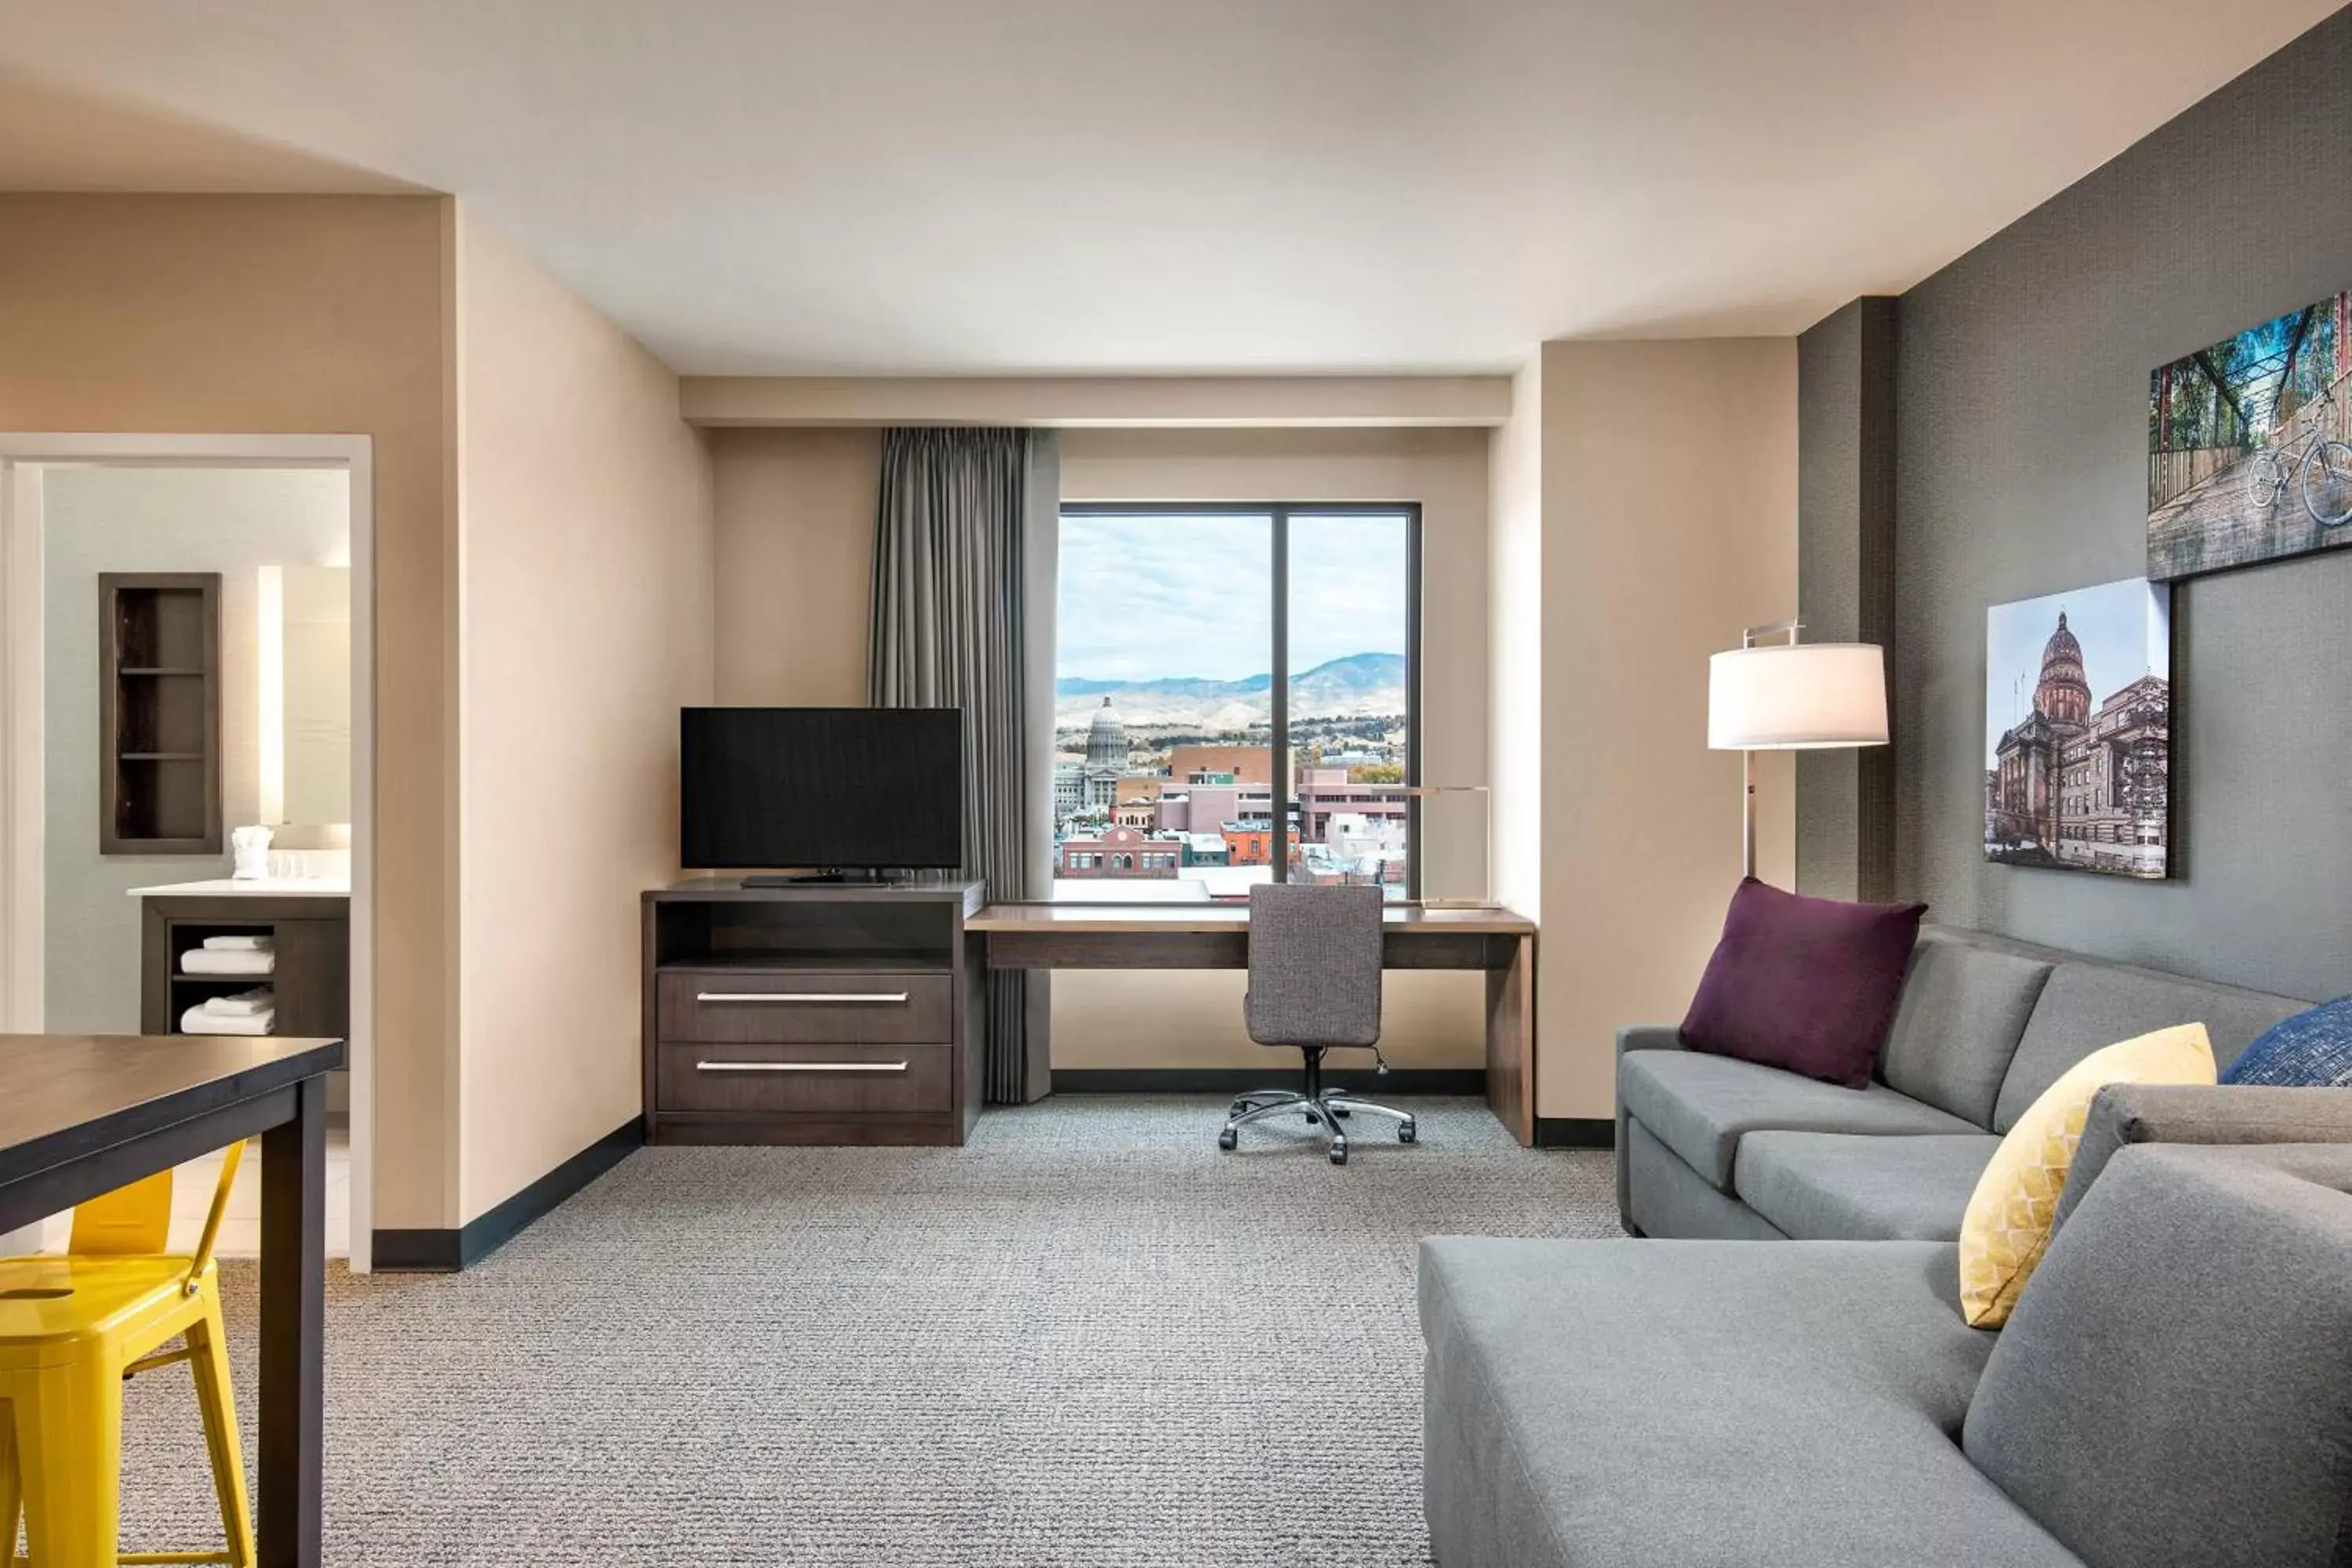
[128,878,350,898]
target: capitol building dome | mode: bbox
[2033,611,2092,724]
[1085,696,1129,770]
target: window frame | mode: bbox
[1055,501,1425,899]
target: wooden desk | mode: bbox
[0,1033,345,1568]
[969,903,1538,1145]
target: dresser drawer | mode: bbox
[656,1042,953,1115]
[658,971,953,1044]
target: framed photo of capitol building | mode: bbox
[1984,579,2172,880]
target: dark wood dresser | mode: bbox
[641,879,985,1146]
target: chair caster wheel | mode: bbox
[1330,1143,1348,1166]
[1399,1120,1417,1144]
[1218,1127,1238,1151]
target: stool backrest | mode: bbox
[1245,882,1384,1048]
[70,1139,245,1288]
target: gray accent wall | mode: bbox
[1797,297,1898,902]
[1886,9,2352,1000]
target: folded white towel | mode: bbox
[202,935,273,952]
[201,988,275,1018]
[181,949,275,977]
[181,1003,273,1036]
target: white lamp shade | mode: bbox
[1708,642,1888,750]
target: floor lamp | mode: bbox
[1708,619,1889,880]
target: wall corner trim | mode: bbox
[372,1117,641,1272]
[1533,1116,1615,1150]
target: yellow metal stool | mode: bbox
[0,1141,255,1566]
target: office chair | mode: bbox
[1218,881,1417,1165]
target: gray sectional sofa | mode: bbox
[1421,1141,2352,1568]
[1614,923,2310,1240]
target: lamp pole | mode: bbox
[1738,618,1805,880]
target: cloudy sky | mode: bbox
[1984,579,2169,767]
[1057,512,1410,683]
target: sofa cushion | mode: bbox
[1994,961,2302,1132]
[1627,1119,1788,1240]
[1735,1132,2000,1241]
[1420,1235,2080,1568]
[1679,877,1927,1087]
[1878,932,2052,1127]
[2054,1083,2352,1232]
[1620,1049,1978,1192]
[1964,1146,2352,1568]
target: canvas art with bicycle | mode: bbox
[2148,289,2352,580]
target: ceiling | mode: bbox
[0,1,2336,375]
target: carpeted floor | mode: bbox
[118,1096,1617,1566]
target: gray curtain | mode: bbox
[870,428,1059,1103]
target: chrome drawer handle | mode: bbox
[695,1060,908,1074]
[695,991,909,1004]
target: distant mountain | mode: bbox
[1055,652,1404,730]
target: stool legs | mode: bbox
[5,1359,123,1568]
[187,1293,255,1568]
[2,1410,20,1563]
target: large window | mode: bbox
[1053,505,1420,902]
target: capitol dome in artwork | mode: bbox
[2032,612,2092,724]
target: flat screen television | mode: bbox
[681,707,964,873]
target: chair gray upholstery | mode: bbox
[1964,1146,2352,1568]
[1420,1235,2077,1568]
[1734,1131,2000,1241]
[1992,960,2303,1131]
[1877,932,2051,1126]
[2055,1083,2352,1230]
[1244,882,1381,1047]
[1618,1050,1976,1192]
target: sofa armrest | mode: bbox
[1617,1024,1685,1059]
[2055,1084,2352,1229]
[1615,1026,1685,1230]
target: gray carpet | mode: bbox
[118,1096,1617,1566]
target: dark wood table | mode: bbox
[968,902,1540,1144]
[0,1033,344,1568]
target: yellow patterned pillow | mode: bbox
[1956,1022,2216,1328]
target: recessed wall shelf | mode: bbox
[100,572,223,855]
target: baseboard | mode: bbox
[1534,1116,1616,1150]
[372,1118,642,1272]
[1052,1067,1486,1096]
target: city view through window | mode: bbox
[1054,507,1415,902]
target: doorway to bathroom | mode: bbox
[0,434,376,1271]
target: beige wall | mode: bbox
[1532,339,1797,1119]
[710,428,878,705]
[452,209,714,1224]
[1055,426,1491,1069]
[1486,358,1544,921]
[699,423,1496,1072]
[0,194,456,1228]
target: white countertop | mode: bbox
[128,878,350,898]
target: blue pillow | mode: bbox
[2222,997,2352,1086]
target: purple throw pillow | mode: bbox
[1679,877,1928,1089]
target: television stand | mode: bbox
[740,870,909,888]
[641,878,986,1146]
